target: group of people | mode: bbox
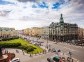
[47,49,73,62]
[2,48,8,54]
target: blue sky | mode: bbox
[0,0,13,5]
[0,0,84,30]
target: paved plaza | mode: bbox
[4,36,84,62]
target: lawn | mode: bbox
[0,38,43,54]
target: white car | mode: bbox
[10,58,20,62]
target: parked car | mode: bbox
[10,58,20,62]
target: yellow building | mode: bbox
[23,28,30,35]
[23,27,44,37]
[29,27,41,37]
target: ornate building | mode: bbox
[49,14,78,42]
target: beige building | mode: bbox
[0,27,18,39]
[41,26,49,39]
[23,27,46,38]
[23,28,30,35]
[29,27,42,37]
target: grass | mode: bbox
[0,38,43,54]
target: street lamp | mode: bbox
[46,35,49,49]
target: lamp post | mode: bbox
[46,35,49,49]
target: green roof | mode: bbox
[60,14,64,23]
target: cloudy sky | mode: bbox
[0,0,84,30]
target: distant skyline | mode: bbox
[0,0,84,30]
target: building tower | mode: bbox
[60,14,64,23]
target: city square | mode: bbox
[0,0,84,62]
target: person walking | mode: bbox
[22,50,25,55]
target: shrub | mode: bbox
[26,46,36,52]
[0,43,21,48]
[19,45,36,52]
[1,36,19,41]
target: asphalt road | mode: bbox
[53,42,84,62]
[26,36,84,62]
[12,35,84,62]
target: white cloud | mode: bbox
[0,0,84,29]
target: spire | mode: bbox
[60,14,64,23]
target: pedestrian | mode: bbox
[5,49,8,54]
[43,49,45,54]
[7,50,8,53]
[16,49,19,53]
[58,49,61,52]
[22,50,24,55]
[16,49,17,53]
[69,51,72,58]
[23,51,24,55]
[47,58,51,62]
[17,50,19,53]
[45,50,46,54]
[30,54,32,57]
[5,50,6,54]
[48,48,51,52]
[59,58,62,62]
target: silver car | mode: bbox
[10,58,20,62]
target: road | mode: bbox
[8,35,84,62]
[25,36,84,62]
[52,42,84,62]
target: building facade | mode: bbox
[22,27,43,37]
[40,26,49,39]
[78,28,83,39]
[23,28,30,35]
[49,14,78,42]
[0,27,18,40]
[78,28,84,43]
